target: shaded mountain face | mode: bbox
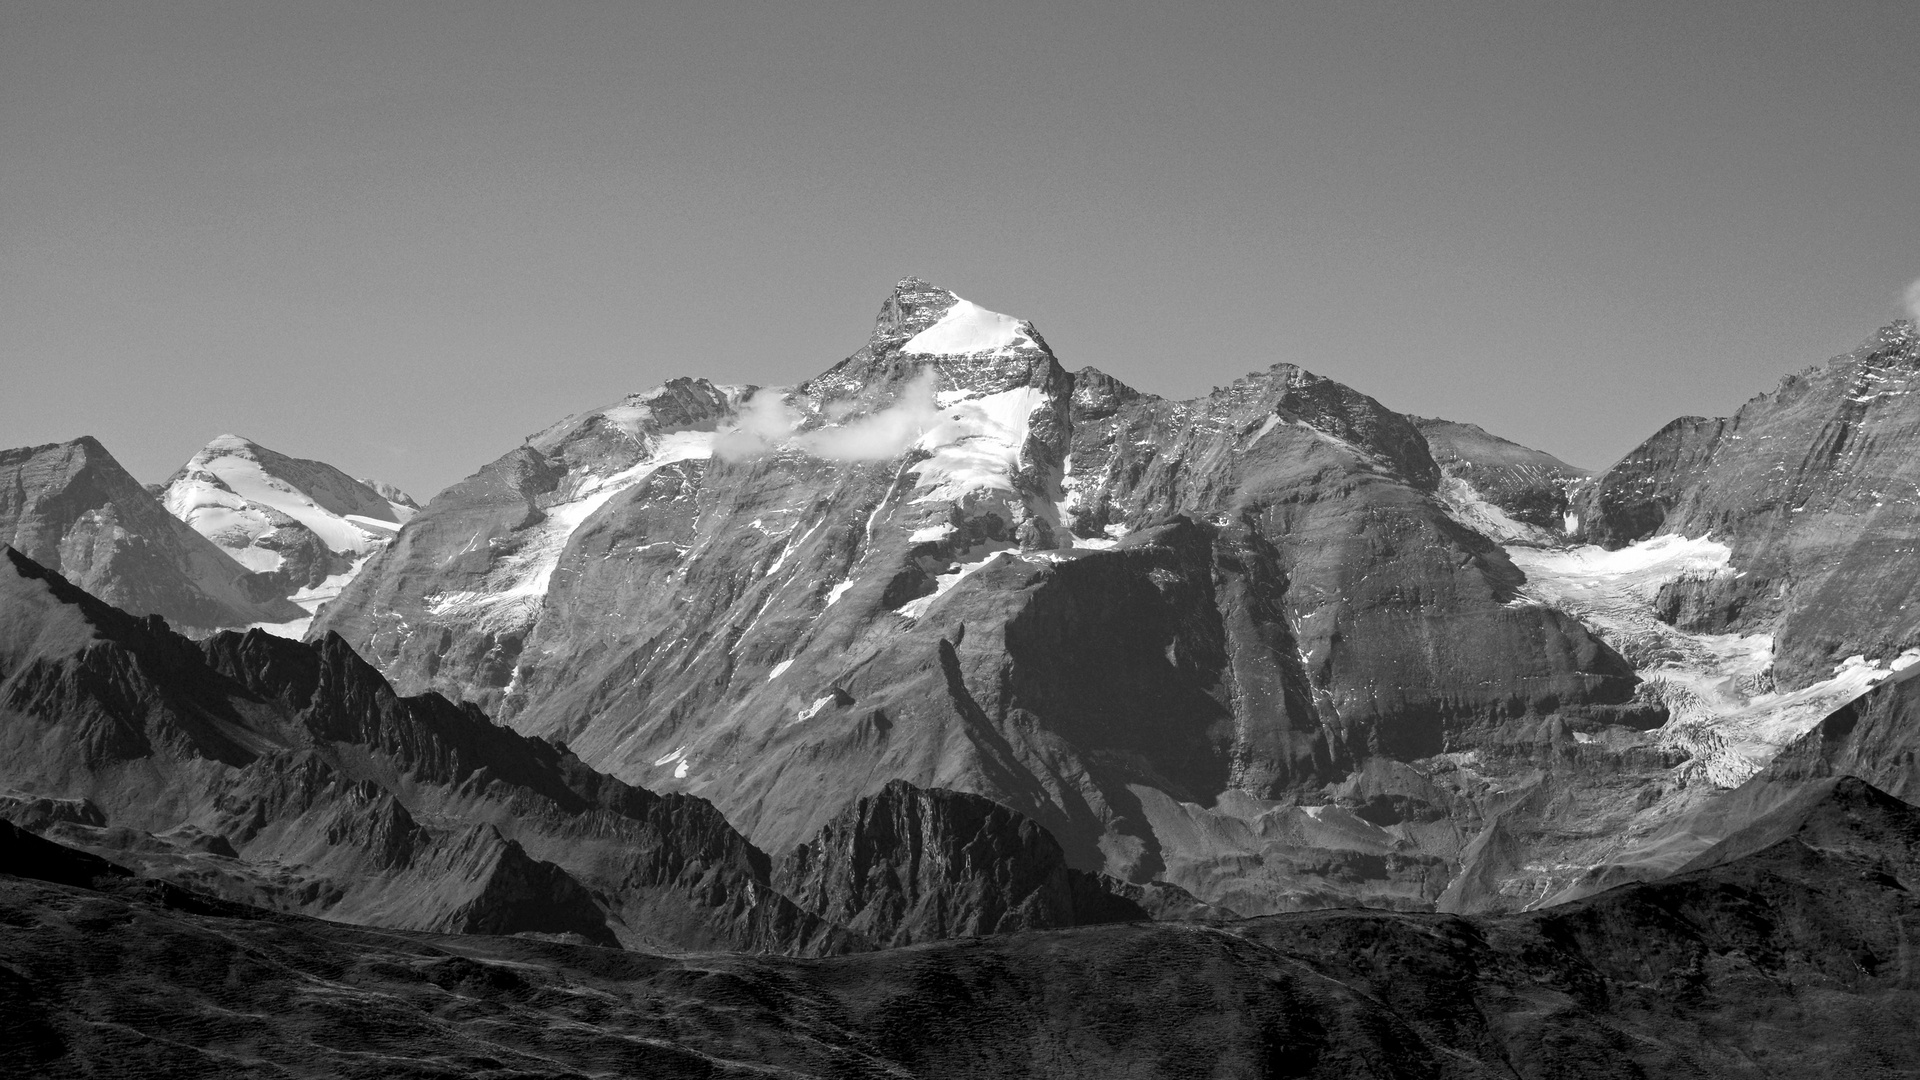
[160,434,417,631]
[0,437,302,631]
[314,277,1648,914]
[0,544,848,954]
[0,546,1155,953]
[770,779,1152,947]
[1575,321,1920,687]
[8,775,1920,1079]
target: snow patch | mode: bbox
[896,542,1019,619]
[767,659,794,681]
[794,694,837,724]
[1248,413,1282,448]
[823,580,854,608]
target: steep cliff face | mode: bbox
[1576,321,1920,686]
[0,545,852,955]
[0,437,300,630]
[313,278,1647,914]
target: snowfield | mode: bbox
[900,299,1035,356]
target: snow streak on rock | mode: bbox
[427,430,714,634]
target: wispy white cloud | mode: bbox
[713,371,940,462]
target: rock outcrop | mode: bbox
[0,437,301,630]
[772,779,1149,946]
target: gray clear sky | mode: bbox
[4,0,1916,499]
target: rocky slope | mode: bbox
[1414,415,1589,541]
[1575,320,1920,687]
[770,780,1152,946]
[0,544,850,954]
[7,773,1920,1078]
[0,545,1160,952]
[0,436,301,631]
[159,434,417,634]
[315,278,1649,915]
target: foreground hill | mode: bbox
[6,770,1919,1078]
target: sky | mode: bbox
[3,0,1916,500]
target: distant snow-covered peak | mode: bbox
[163,435,414,598]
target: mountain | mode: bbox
[8,774,1920,1078]
[0,436,302,631]
[0,545,1154,953]
[159,434,418,634]
[18,282,1919,932]
[315,277,1650,915]
[1575,320,1920,687]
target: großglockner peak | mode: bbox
[313,277,1645,915]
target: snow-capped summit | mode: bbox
[161,435,417,635]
